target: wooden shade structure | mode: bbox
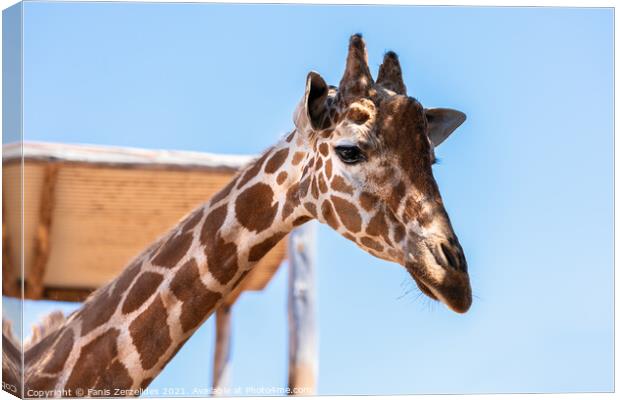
[2,141,287,304]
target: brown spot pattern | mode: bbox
[202,204,227,230]
[276,171,288,185]
[315,157,323,170]
[235,183,278,233]
[129,296,171,370]
[320,129,333,139]
[170,260,222,333]
[249,232,286,262]
[207,238,241,284]
[366,211,391,244]
[197,206,238,287]
[321,200,340,230]
[359,192,378,212]
[304,202,317,217]
[286,131,296,142]
[237,150,270,188]
[293,216,312,226]
[298,177,311,198]
[42,329,74,374]
[95,361,133,393]
[65,328,120,392]
[151,231,193,268]
[202,224,239,286]
[180,208,204,234]
[318,143,329,157]
[115,259,143,293]
[331,175,354,194]
[122,272,164,314]
[265,148,289,174]
[318,174,328,193]
[292,152,305,165]
[393,224,406,243]
[79,260,141,336]
[311,178,319,199]
[282,182,301,221]
[361,237,384,252]
[389,181,406,211]
[331,196,362,233]
[325,159,333,179]
[343,232,357,242]
[25,328,62,367]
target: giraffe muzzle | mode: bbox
[408,266,472,313]
[405,239,472,313]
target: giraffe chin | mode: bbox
[406,264,472,314]
[411,276,438,301]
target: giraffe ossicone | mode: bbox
[18,34,471,397]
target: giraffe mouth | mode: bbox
[406,263,472,314]
[409,275,436,301]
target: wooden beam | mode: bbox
[43,287,93,302]
[287,223,317,395]
[3,158,241,174]
[26,164,59,299]
[212,304,233,396]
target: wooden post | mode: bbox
[287,223,317,395]
[27,164,60,299]
[2,220,18,297]
[212,304,233,396]
[2,177,20,298]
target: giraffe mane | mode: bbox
[24,310,66,350]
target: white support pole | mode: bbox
[287,223,317,395]
[212,304,232,396]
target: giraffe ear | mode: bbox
[425,108,467,147]
[303,71,331,130]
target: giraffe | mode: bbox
[11,34,471,397]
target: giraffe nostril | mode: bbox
[439,242,468,273]
[440,243,458,269]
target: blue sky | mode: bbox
[6,2,614,395]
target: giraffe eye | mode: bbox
[335,145,366,164]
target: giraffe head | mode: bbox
[292,34,471,313]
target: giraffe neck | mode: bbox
[23,130,316,396]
